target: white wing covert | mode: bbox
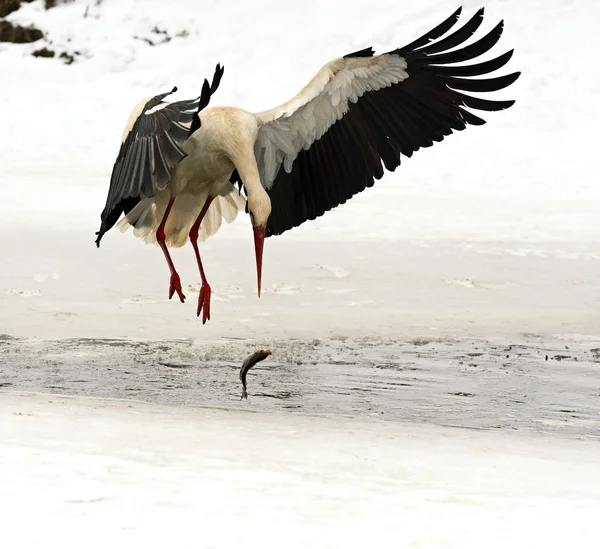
[254,53,409,189]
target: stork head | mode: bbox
[247,192,272,298]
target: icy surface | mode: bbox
[1,392,600,548]
[1,335,600,439]
[1,1,599,545]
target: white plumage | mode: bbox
[116,184,245,247]
[96,7,520,324]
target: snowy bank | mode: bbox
[1,391,599,548]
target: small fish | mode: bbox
[240,349,272,399]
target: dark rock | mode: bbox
[0,20,43,43]
[0,0,35,18]
[59,51,74,64]
[32,46,55,58]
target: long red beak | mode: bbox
[253,225,265,298]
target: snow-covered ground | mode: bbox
[1,0,599,546]
[2,392,600,549]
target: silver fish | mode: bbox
[240,349,272,399]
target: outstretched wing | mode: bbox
[95,64,225,246]
[249,8,520,237]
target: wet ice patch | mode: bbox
[445,279,477,289]
[5,289,41,297]
[344,299,375,306]
[444,279,519,290]
[53,312,78,319]
[268,284,301,295]
[188,284,246,301]
[122,295,157,304]
[312,265,350,279]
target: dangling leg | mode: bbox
[156,198,186,303]
[189,196,214,324]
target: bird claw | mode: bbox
[197,283,211,324]
[169,273,186,303]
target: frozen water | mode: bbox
[1,0,599,545]
[1,334,599,438]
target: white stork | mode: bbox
[96,7,520,324]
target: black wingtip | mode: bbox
[171,86,178,93]
[344,46,375,58]
[392,5,465,54]
[198,78,212,111]
[210,62,224,95]
[95,230,103,248]
[443,6,462,27]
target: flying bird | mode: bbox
[95,7,520,324]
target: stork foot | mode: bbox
[197,283,211,324]
[169,272,186,303]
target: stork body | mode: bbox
[96,7,521,324]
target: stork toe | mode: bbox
[169,272,186,303]
[197,283,211,324]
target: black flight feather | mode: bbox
[95,63,224,247]
[259,8,520,237]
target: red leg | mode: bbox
[156,199,186,303]
[189,196,214,324]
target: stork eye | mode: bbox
[249,211,255,225]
